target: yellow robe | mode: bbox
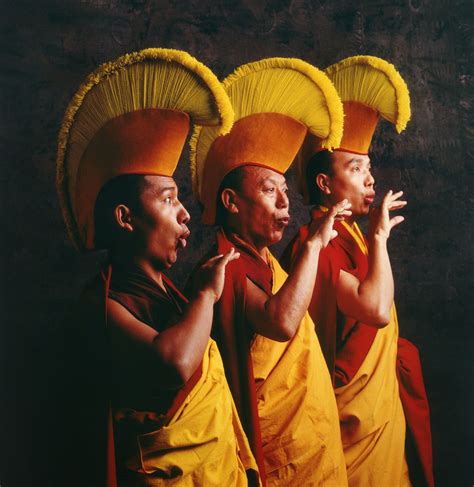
[250,252,348,486]
[120,339,259,486]
[335,222,411,487]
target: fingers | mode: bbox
[219,248,240,266]
[330,199,352,220]
[202,254,224,267]
[335,209,352,220]
[388,201,407,211]
[381,190,408,215]
[389,215,405,229]
[330,199,351,214]
[383,190,405,203]
[381,190,393,209]
[229,251,241,263]
[207,248,240,269]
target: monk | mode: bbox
[98,174,259,485]
[56,48,259,486]
[195,165,351,486]
[189,57,350,486]
[282,150,432,486]
[283,56,433,487]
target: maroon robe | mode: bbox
[281,208,434,487]
[70,264,201,486]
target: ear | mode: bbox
[221,188,239,214]
[114,204,134,232]
[316,173,331,195]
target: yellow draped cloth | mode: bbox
[336,222,411,487]
[250,252,348,486]
[121,339,258,486]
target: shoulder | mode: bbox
[280,223,310,271]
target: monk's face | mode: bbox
[325,151,375,217]
[233,166,290,249]
[133,175,190,269]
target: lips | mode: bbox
[364,193,375,205]
[275,216,290,228]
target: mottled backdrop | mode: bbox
[1,1,473,485]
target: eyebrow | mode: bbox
[348,158,371,166]
[156,186,177,196]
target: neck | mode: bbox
[110,251,166,292]
[224,224,268,259]
[345,214,358,225]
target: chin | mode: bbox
[352,204,369,217]
[165,253,178,269]
[268,230,284,245]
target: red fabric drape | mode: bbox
[207,228,274,486]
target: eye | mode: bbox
[164,196,172,204]
[265,186,275,194]
[352,166,361,172]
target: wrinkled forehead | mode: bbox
[240,165,287,188]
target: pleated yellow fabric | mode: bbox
[121,340,259,486]
[335,224,411,487]
[250,253,348,487]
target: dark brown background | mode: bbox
[1,1,473,485]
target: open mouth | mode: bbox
[364,193,375,205]
[275,216,290,227]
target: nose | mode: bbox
[365,169,375,187]
[178,201,190,225]
[276,188,289,209]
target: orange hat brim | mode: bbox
[74,108,190,249]
[200,112,308,224]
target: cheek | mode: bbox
[146,220,173,248]
[253,205,273,227]
[338,177,359,195]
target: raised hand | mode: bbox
[307,199,352,249]
[194,248,240,302]
[369,190,407,240]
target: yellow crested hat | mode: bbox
[327,55,411,154]
[190,57,344,225]
[56,48,233,251]
[294,55,411,201]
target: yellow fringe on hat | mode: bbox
[56,47,233,250]
[190,57,343,198]
[325,55,411,133]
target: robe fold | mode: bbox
[211,228,347,486]
[75,264,258,486]
[281,208,434,487]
